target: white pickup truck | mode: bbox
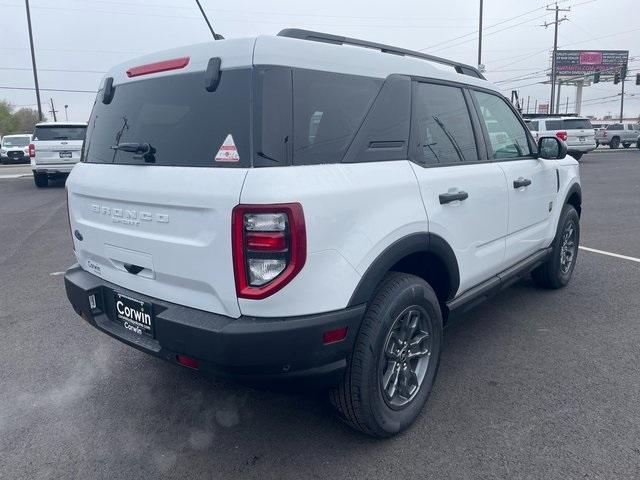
[595,123,640,149]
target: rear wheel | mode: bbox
[330,272,442,437]
[571,152,583,160]
[609,137,620,149]
[532,204,580,289]
[33,172,48,188]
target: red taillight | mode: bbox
[232,203,306,300]
[323,327,348,345]
[603,131,608,138]
[176,355,199,369]
[126,56,190,78]
[28,143,35,157]
[556,131,568,142]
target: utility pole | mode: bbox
[194,0,223,40]
[64,104,69,121]
[565,96,569,114]
[543,3,570,115]
[619,63,627,122]
[477,0,484,71]
[526,95,531,114]
[24,0,43,121]
[49,98,58,122]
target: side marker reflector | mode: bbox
[323,327,348,345]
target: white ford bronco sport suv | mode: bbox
[64,30,581,437]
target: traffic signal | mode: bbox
[636,73,640,86]
[621,64,627,79]
[593,70,600,83]
[614,72,620,84]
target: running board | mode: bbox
[446,248,552,319]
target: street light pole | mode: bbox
[24,0,43,121]
[64,105,69,121]
[477,0,483,70]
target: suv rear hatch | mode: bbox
[67,53,254,318]
[546,118,594,147]
[33,124,86,165]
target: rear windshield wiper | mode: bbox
[54,136,69,140]
[110,142,156,163]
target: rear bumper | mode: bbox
[566,143,596,153]
[33,164,75,174]
[64,265,364,386]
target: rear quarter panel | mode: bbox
[239,161,428,317]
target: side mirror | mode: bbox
[537,136,567,160]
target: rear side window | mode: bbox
[34,126,86,141]
[292,70,382,165]
[607,124,623,130]
[411,82,478,165]
[526,121,539,131]
[84,70,251,167]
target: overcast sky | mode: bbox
[1,0,638,122]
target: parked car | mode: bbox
[30,122,87,187]
[525,116,595,160]
[595,123,640,149]
[0,133,32,164]
[63,29,581,437]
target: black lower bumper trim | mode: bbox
[64,265,364,385]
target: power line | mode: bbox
[0,66,105,74]
[0,85,97,93]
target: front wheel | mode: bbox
[571,152,583,161]
[532,204,580,289]
[623,143,631,149]
[330,272,442,437]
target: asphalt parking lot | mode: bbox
[1,150,639,479]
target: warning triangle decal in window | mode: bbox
[214,134,240,163]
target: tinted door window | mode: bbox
[526,121,539,131]
[292,70,381,165]
[411,82,478,165]
[473,90,532,160]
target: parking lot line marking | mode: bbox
[579,246,640,264]
[50,271,65,276]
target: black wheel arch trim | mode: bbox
[564,182,582,215]
[347,232,460,307]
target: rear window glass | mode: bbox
[545,120,563,130]
[562,119,592,130]
[292,70,382,165]
[2,136,30,147]
[34,126,86,141]
[84,70,251,167]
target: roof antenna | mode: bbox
[194,0,224,40]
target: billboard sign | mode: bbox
[554,50,629,78]
[538,102,549,114]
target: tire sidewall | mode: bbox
[361,278,443,436]
[551,206,580,285]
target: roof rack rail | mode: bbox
[277,28,485,80]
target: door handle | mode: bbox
[439,191,469,204]
[513,177,532,189]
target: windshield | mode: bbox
[2,136,30,147]
[34,126,86,141]
[84,70,251,167]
